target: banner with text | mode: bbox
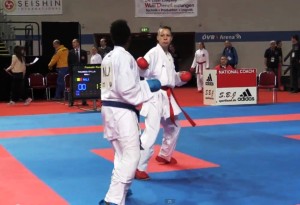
[2,0,63,15]
[135,0,197,17]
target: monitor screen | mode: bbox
[71,64,101,99]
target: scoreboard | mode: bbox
[71,64,101,99]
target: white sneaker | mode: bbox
[8,101,15,105]
[24,98,32,105]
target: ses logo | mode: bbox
[2,0,16,12]
[205,74,214,86]
[238,89,255,101]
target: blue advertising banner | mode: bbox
[196,31,300,42]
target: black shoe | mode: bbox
[98,199,117,205]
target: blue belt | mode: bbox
[102,100,139,119]
[102,100,143,150]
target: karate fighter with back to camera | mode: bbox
[99,19,161,205]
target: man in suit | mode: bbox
[68,38,88,106]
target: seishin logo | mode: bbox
[3,0,16,12]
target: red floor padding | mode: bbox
[1,113,300,139]
[285,135,300,140]
[0,146,68,205]
[92,145,219,173]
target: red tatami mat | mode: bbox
[0,146,68,205]
[92,145,219,173]
[1,113,300,139]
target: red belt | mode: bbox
[197,61,206,65]
[196,61,206,74]
[161,86,196,127]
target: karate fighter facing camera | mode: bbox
[99,20,161,205]
[135,26,195,180]
[190,42,210,92]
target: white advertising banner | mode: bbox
[203,70,217,105]
[135,0,197,17]
[216,87,257,105]
[2,0,63,15]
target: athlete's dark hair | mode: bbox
[110,19,131,46]
[292,34,299,42]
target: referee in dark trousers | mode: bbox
[285,35,300,93]
[264,40,281,87]
[68,38,88,106]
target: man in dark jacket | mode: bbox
[68,38,88,106]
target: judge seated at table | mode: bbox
[214,56,234,70]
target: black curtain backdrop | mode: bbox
[41,22,80,70]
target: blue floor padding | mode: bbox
[0,103,300,205]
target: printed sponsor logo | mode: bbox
[3,0,16,12]
[205,74,214,86]
[202,33,242,41]
[237,88,255,101]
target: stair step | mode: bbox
[0,54,11,57]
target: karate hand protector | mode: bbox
[179,71,192,82]
[137,57,149,70]
[146,79,161,92]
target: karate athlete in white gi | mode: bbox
[190,42,210,92]
[99,20,161,205]
[135,26,195,180]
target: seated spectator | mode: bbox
[214,56,234,70]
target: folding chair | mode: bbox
[257,71,277,103]
[45,72,58,100]
[28,73,48,100]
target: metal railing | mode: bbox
[0,9,41,56]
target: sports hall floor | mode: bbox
[0,88,300,205]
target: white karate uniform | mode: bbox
[138,44,186,171]
[191,48,209,91]
[90,53,102,64]
[101,46,153,205]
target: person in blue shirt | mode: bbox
[222,40,238,68]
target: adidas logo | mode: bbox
[238,89,255,101]
[205,74,214,86]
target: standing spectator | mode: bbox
[48,39,69,100]
[190,42,209,92]
[222,40,238,68]
[68,39,88,67]
[264,40,281,86]
[214,55,234,70]
[135,26,195,181]
[90,46,102,64]
[98,37,112,58]
[284,35,300,93]
[99,19,160,205]
[276,40,283,63]
[168,43,181,72]
[68,38,88,106]
[5,45,32,105]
